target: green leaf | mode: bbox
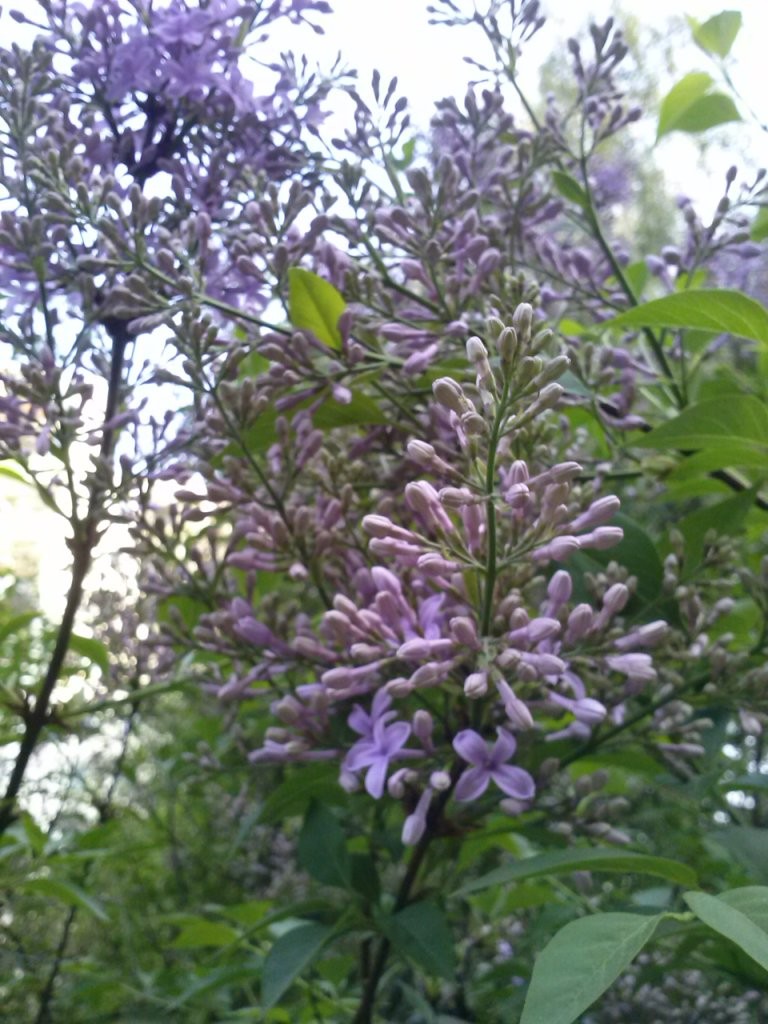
[259,763,346,824]
[665,92,740,135]
[606,289,768,346]
[520,912,662,1024]
[297,803,350,889]
[634,396,768,453]
[689,10,742,57]
[262,922,335,1008]
[288,268,346,349]
[706,826,768,884]
[551,171,589,211]
[684,891,768,971]
[69,634,110,676]
[718,887,768,934]
[21,877,109,922]
[657,72,740,137]
[572,513,664,606]
[678,488,757,570]
[455,847,697,896]
[0,611,39,644]
[751,207,768,243]
[380,901,456,980]
[169,919,241,949]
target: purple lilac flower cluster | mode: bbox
[239,304,666,844]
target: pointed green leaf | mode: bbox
[678,488,758,570]
[380,901,456,980]
[455,847,697,896]
[606,289,768,346]
[684,891,768,971]
[552,171,590,211]
[169,919,241,949]
[22,877,109,922]
[633,396,768,452]
[658,72,713,137]
[288,268,346,349]
[664,92,740,135]
[689,10,742,57]
[718,887,768,934]
[297,803,351,888]
[751,207,768,243]
[520,912,662,1024]
[69,634,110,676]
[262,922,335,1008]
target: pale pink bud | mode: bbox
[464,671,488,698]
[409,663,445,688]
[402,788,433,845]
[430,770,452,791]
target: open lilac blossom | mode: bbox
[452,729,535,803]
[344,716,419,798]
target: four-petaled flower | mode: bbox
[344,717,415,798]
[452,728,536,803]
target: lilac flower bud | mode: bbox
[387,768,410,798]
[573,698,607,725]
[605,653,656,683]
[432,377,467,414]
[569,496,621,532]
[461,410,488,435]
[371,566,404,596]
[413,710,434,750]
[439,486,479,507]
[450,616,480,648]
[497,326,518,367]
[402,788,433,845]
[430,770,452,791]
[464,671,489,698]
[505,693,535,730]
[512,303,533,347]
[547,570,573,608]
[409,663,445,688]
[613,620,668,650]
[369,537,423,563]
[386,677,414,698]
[362,514,416,542]
[417,553,461,575]
[406,439,454,475]
[322,665,374,690]
[602,583,630,617]
[534,354,570,388]
[578,526,623,550]
[532,536,581,562]
[340,769,362,793]
[398,637,454,661]
[565,604,594,643]
[405,480,454,532]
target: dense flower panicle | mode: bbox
[234,308,665,842]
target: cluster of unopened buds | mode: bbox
[246,304,666,843]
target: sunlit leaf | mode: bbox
[288,268,346,349]
[606,289,768,345]
[688,10,742,57]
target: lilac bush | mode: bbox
[1,1,768,1022]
